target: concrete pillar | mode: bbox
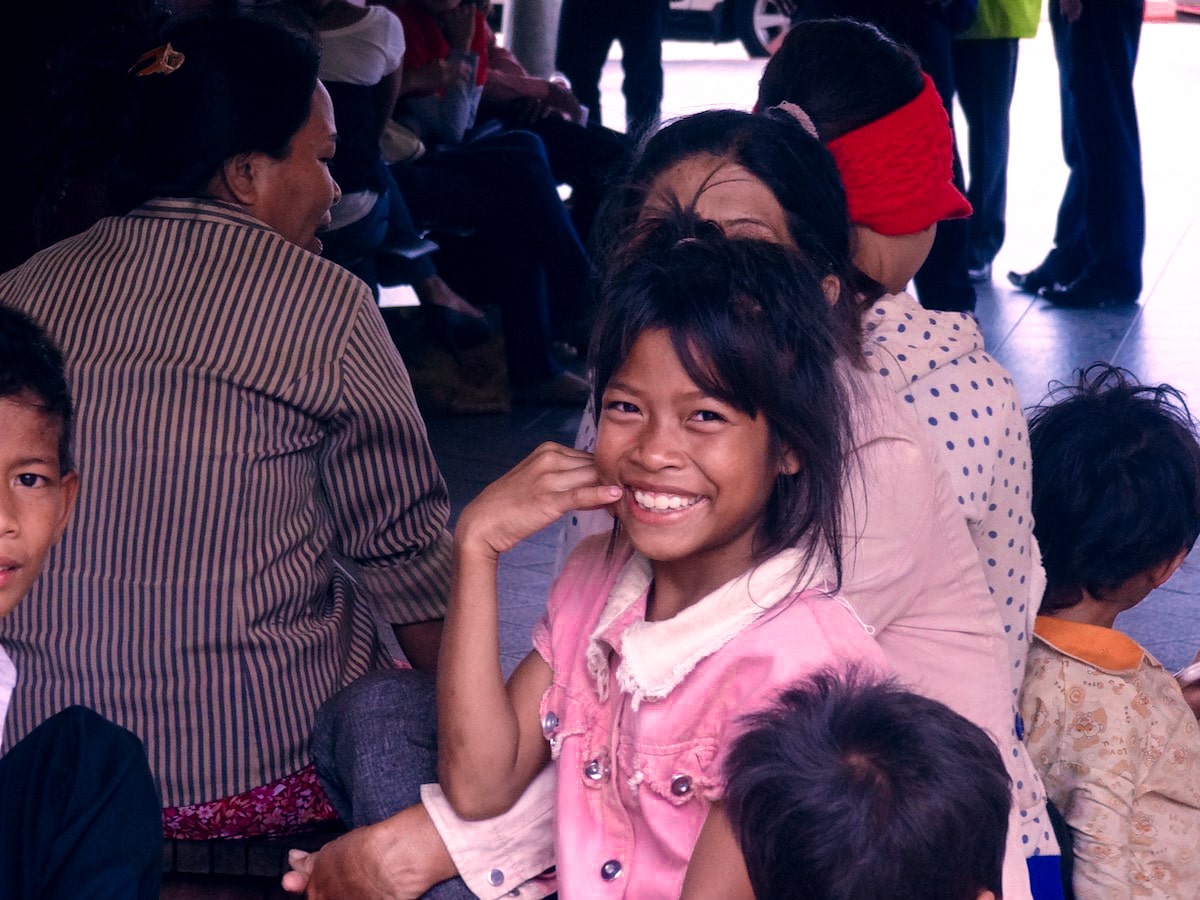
[501,0,562,78]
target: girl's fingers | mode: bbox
[571,484,623,511]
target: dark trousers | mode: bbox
[953,37,1019,270]
[391,129,589,385]
[555,0,667,138]
[1045,0,1145,295]
[320,163,437,300]
[0,706,162,900]
[481,107,633,244]
[312,670,471,899]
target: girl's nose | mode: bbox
[633,420,683,469]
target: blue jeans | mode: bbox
[311,669,473,899]
[320,164,437,302]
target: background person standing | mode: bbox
[1007,0,1145,307]
[952,0,1041,283]
[555,0,668,138]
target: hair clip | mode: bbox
[767,101,819,140]
[130,42,185,77]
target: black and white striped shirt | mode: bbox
[0,198,452,805]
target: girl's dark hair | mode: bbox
[1028,364,1200,612]
[590,210,852,583]
[114,11,320,209]
[757,18,924,142]
[0,305,74,472]
[594,109,874,358]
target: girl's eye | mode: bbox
[604,400,639,415]
[692,409,727,423]
[16,473,47,488]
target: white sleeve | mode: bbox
[421,766,558,899]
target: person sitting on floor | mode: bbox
[0,304,161,900]
[1021,363,1200,899]
[709,669,1011,900]
[379,0,595,405]
[0,10,452,842]
[293,0,491,351]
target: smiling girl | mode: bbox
[435,212,888,897]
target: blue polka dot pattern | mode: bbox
[865,292,1052,857]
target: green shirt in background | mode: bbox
[961,0,1042,39]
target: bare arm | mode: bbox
[392,618,442,674]
[438,442,621,819]
[680,804,756,900]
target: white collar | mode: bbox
[0,646,15,748]
[585,549,832,709]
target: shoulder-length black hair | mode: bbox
[590,209,853,583]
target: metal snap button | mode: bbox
[600,859,622,881]
[584,757,604,781]
[487,868,505,887]
[670,774,692,797]
[541,711,559,735]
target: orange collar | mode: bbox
[1034,616,1146,672]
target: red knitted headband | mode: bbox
[825,74,971,236]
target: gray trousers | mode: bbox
[311,669,474,899]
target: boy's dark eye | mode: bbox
[16,473,46,488]
[693,410,726,423]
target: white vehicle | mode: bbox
[667,0,794,57]
[491,0,795,59]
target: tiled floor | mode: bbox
[426,17,1200,677]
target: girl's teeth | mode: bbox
[634,490,696,511]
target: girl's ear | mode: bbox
[778,446,802,476]
[821,274,841,306]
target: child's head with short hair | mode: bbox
[0,304,79,617]
[1029,364,1200,615]
[590,208,852,586]
[724,669,1010,900]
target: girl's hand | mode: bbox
[440,4,477,52]
[456,442,621,560]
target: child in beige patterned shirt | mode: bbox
[1021,364,1200,899]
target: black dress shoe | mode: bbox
[1037,278,1138,309]
[1007,265,1059,295]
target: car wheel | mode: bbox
[735,0,792,58]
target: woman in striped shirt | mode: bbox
[0,10,452,839]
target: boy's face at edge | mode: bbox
[0,394,78,618]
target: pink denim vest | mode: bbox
[532,536,888,898]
